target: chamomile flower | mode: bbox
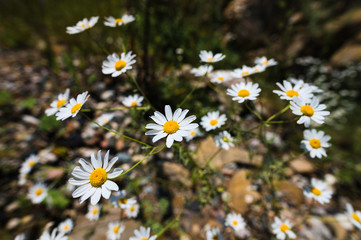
[58,218,74,234]
[345,203,361,230]
[14,233,25,240]
[145,105,198,148]
[254,56,278,67]
[250,64,266,74]
[45,89,70,116]
[190,65,213,77]
[231,66,254,78]
[107,221,125,240]
[273,80,313,101]
[20,154,39,174]
[214,131,235,150]
[125,202,140,218]
[271,217,296,240]
[206,227,223,240]
[301,129,331,158]
[210,71,232,84]
[104,14,135,27]
[303,178,333,204]
[122,94,144,108]
[110,190,137,209]
[290,78,323,94]
[185,128,202,142]
[56,91,90,121]
[86,204,101,221]
[226,81,261,103]
[66,17,99,34]
[129,226,157,240]
[18,173,27,186]
[38,228,67,240]
[102,52,136,77]
[225,212,246,232]
[92,113,115,127]
[199,50,226,63]
[69,150,123,205]
[290,97,330,127]
[28,183,48,204]
[200,111,227,132]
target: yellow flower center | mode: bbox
[81,24,85,28]
[64,225,69,231]
[130,205,135,211]
[300,105,314,117]
[163,120,179,134]
[254,68,259,72]
[71,103,82,114]
[57,99,66,108]
[141,238,148,240]
[352,213,361,223]
[210,119,218,126]
[115,18,124,24]
[92,208,98,214]
[118,198,127,204]
[286,90,299,97]
[232,220,238,226]
[309,138,321,149]
[35,188,43,196]
[222,136,229,142]
[113,225,120,233]
[311,187,321,196]
[262,60,269,65]
[190,130,196,136]
[114,60,127,71]
[238,89,250,97]
[28,161,35,167]
[218,77,224,82]
[280,224,290,232]
[241,71,249,76]
[207,57,213,62]
[131,101,138,107]
[89,168,107,187]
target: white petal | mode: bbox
[104,180,119,191]
[90,188,102,205]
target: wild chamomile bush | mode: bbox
[13,10,361,240]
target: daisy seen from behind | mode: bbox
[199,50,225,63]
[290,97,330,127]
[86,204,101,221]
[38,228,67,240]
[345,203,361,230]
[56,91,90,121]
[104,14,135,27]
[273,80,313,101]
[254,56,277,67]
[145,105,199,148]
[200,111,227,132]
[69,150,123,205]
[225,212,246,232]
[129,226,157,240]
[206,227,223,240]
[107,221,125,240]
[190,65,213,77]
[45,89,70,116]
[122,94,144,108]
[210,71,232,84]
[66,16,99,34]
[214,131,235,150]
[303,178,333,204]
[226,81,261,103]
[271,217,296,240]
[301,129,331,159]
[58,218,74,235]
[28,183,48,204]
[102,52,136,77]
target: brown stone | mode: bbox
[289,157,315,173]
[276,180,304,206]
[163,162,192,188]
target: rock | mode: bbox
[5,201,19,213]
[289,157,315,173]
[196,137,263,169]
[22,115,39,126]
[163,162,192,188]
[227,170,261,213]
[331,43,361,66]
[275,180,304,206]
[6,218,20,230]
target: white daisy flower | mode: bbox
[122,94,144,108]
[226,81,261,103]
[107,221,125,240]
[28,183,48,204]
[225,212,246,232]
[58,218,74,234]
[273,80,313,101]
[125,202,140,218]
[206,227,223,240]
[104,14,135,27]
[290,78,323,94]
[14,233,25,240]
[346,203,361,230]
[200,111,227,132]
[271,217,296,240]
[231,66,254,78]
[129,226,157,240]
[110,190,137,209]
[86,204,101,221]
[301,129,331,159]
[303,178,333,204]
[254,56,277,67]
[290,97,330,127]
[45,89,70,116]
[145,105,199,148]
[185,128,202,142]
[214,131,234,150]
[190,65,213,77]
[69,150,123,205]
[210,71,232,84]
[102,52,136,77]
[250,64,266,74]
[38,228,67,240]
[20,154,39,174]
[18,173,27,186]
[91,113,115,128]
[66,16,99,34]
[56,91,90,121]
[199,50,226,63]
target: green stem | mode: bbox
[178,73,207,108]
[245,101,263,121]
[203,148,222,167]
[156,209,184,238]
[265,116,299,124]
[127,73,156,111]
[81,106,150,112]
[264,104,291,124]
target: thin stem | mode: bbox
[203,148,222,168]
[245,101,263,121]
[81,106,150,112]
[127,73,156,111]
[264,104,291,124]
[178,73,207,108]
[265,117,299,124]
[81,112,152,147]
[156,209,184,238]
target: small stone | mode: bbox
[163,162,192,188]
[289,157,314,173]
